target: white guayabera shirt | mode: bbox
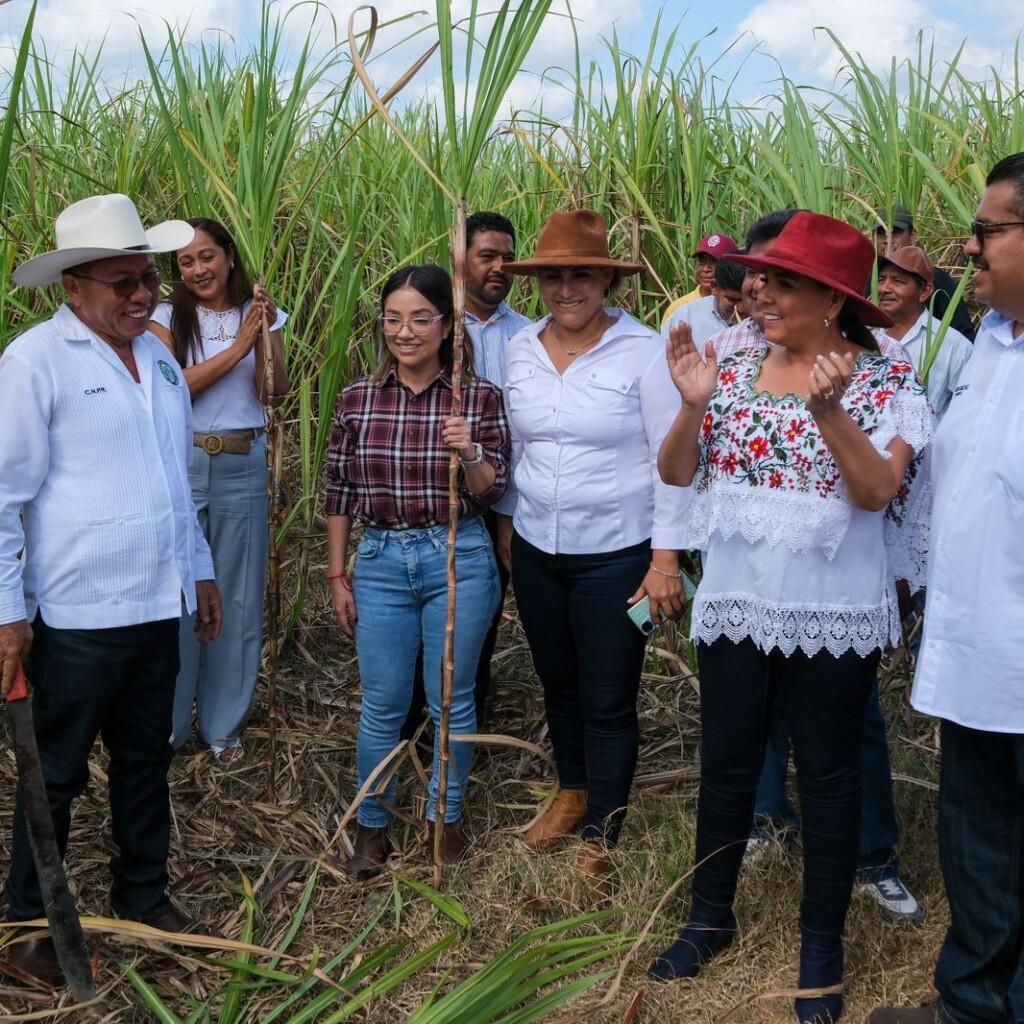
[466,302,531,389]
[0,304,214,629]
[912,311,1024,732]
[495,308,690,554]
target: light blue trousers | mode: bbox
[353,519,499,827]
[173,434,268,751]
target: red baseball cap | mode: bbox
[730,212,893,327]
[692,233,739,259]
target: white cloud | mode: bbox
[737,0,1004,82]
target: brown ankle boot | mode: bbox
[345,825,391,880]
[576,840,613,903]
[523,787,587,851]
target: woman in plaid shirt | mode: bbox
[325,265,510,878]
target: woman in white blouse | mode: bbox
[651,212,931,1024]
[149,219,288,764]
[495,210,689,894]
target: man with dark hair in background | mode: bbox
[662,256,745,346]
[869,154,1024,1023]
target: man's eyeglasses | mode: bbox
[378,313,446,336]
[969,220,1024,245]
[68,269,162,297]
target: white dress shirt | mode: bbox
[496,308,690,554]
[876,309,972,417]
[0,304,215,629]
[466,301,531,388]
[912,311,1024,732]
[663,294,734,347]
[150,300,287,432]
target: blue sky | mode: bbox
[2,0,1022,106]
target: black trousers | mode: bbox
[4,615,179,921]
[693,636,877,935]
[511,532,650,845]
[402,508,510,737]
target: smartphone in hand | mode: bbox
[626,573,698,636]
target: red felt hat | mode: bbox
[692,233,738,259]
[730,212,893,328]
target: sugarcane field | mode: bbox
[2,0,1024,1021]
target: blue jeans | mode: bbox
[352,518,499,828]
[753,679,900,880]
[934,719,1024,1024]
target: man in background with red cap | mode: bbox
[874,246,972,418]
[661,232,738,333]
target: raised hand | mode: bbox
[666,322,718,406]
[806,350,855,418]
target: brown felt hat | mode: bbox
[878,244,934,285]
[504,210,644,275]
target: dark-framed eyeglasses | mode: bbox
[969,220,1024,246]
[378,313,446,336]
[67,268,162,297]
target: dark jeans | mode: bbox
[753,679,901,879]
[694,636,877,935]
[511,532,649,845]
[934,719,1024,1024]
[402,509,510,737]
[4,615,179,922]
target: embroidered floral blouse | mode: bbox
[684,343,932,658]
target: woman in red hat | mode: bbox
[651,212,932,1024]
[493,210,690,894]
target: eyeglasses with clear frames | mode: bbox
[67,269,162,297]
[969,220,1024,246]
[378,313,446,336]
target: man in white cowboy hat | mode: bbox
[0,194,223,986]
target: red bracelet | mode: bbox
[326,571,350,583]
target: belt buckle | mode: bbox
[202,434,224,456]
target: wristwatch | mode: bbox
[459,442,485,468]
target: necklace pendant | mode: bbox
[566,348,578,356]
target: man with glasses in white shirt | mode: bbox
[0,195,222,987]
[869,154,1024,1024]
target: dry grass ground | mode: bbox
[1,589,947,1023]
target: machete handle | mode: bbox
[7,662,28,703]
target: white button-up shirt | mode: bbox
[495,308,689,554]
[912,311,1024,732]
[876,309,972,418]
[467,301,531,388]
[0,304,215,629]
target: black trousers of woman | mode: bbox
[694,636,878,935]
[511,532,650,846]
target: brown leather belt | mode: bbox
[193,427,265,456]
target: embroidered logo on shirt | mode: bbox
[84,386,107,395]
[953,384,969,397]
[157,360,179,386]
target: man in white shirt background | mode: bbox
[874,246,972,418]
[869,154,1024,1023]
[662,256,746,347]
[0,195,223,986]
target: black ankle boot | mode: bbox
[647,899,737,982]
[795,928,843,1023]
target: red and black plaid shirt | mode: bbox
[325,367,510,528]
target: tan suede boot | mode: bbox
[576,840,613,904]
[523,787,588,851]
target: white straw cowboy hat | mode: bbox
[13,194,194,287]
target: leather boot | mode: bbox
[1,933,64,988]
[576,840,613,903]
[141,903,222,938]
[440,820,469,864]
[523,788,587,851]
[345,825,391,880]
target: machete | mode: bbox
[4,663,94,999]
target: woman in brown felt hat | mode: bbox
[651,212,933,1024]
[491,209,690,894]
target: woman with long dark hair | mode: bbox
[651,212,931,1024]
[148,218,288,764]
[325,264,509,878]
